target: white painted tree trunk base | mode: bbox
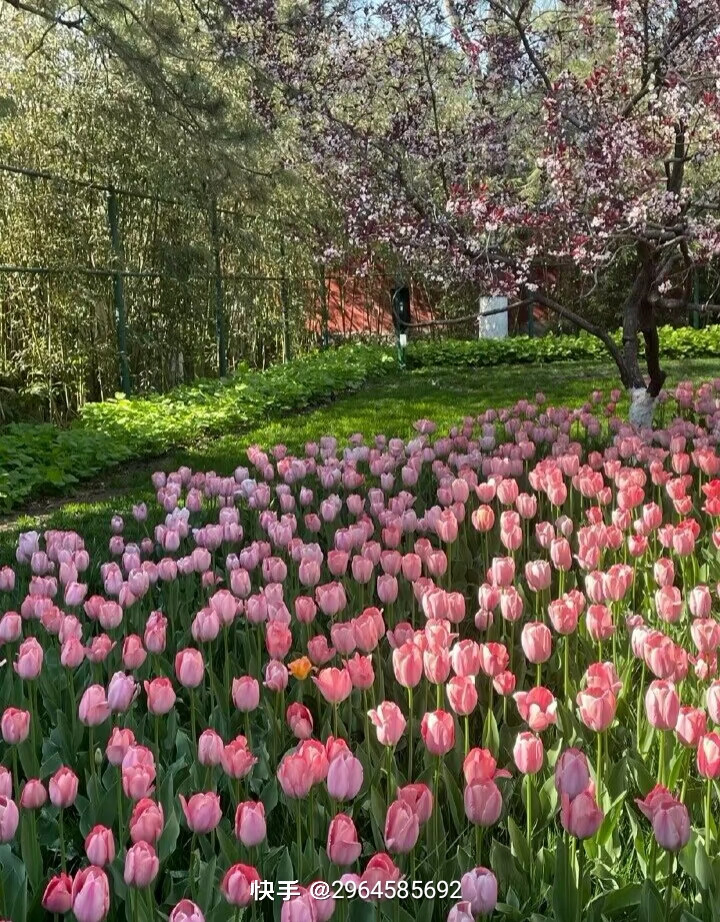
[628,388,657,429]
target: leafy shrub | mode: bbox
[405,325,720,369]
[0,345,394,512]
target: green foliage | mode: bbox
[405,325,720,369]
[0,345,393,513]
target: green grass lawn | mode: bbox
[1,357,717,558]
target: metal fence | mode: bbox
[0,160,340,413]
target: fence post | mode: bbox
[209,197,227,377]
[321,271,329,348]
[691,271,701,329]
[280,240,292,361]
[107,187,131,397]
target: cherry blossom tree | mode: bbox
[218,0,720,421]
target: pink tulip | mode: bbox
[179,792,222,833]
[420,710,455,756]
[20,778,47,809]
[368,702,406,746]
[675,707,707,748]
[397,783,433,824]
[512,732,543,774]
[561,790,604,839]
[122,635,147,670]
[122,746,156,800]
[221,736,258,779]
[42,873,73,913]
[464,781,503,826]
[327,813,362,865]
[521,622,552,664]
[513,686,557,732]
[576,685,616,732]
[460,867,498,915]
[281,889,317,922]
[0,611,22,643]
[235,801,267,846]
[79,685,111,727]
[129,798,164,844]
[0,707,30,744]
[71,866,110,922]
[554,749,590,800]
[221,863,260,907]
[360,852,401,898]
[384,799,420,853]
[106,727,136,766]
[463,748,511,785]
[144,677,176,715]
[392,642,423,687]
[286,702,314,739]
[277,752,314,798]
[174,648,205,688]
[124,840,160,888]
[14,637,43,679]
[645,680,680,730]
[312,666,352,704]
[84,825,115,867]
[169,900,205,922]
[49,766,79,808]
[327,750,364,801]
[107,672,137,713]
[198,729,224,766]
[479,643,509,677]
[446,676,478,716]
[232,676,260,711]
[0,795,19,842]
[697,732,720,778]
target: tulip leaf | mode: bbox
[198,854,217,913]
[482,709,499,757]
[638,879,663,922]
[349,899,377,922]
[596,792,625,848]
[442,762,464,834]
[597,883,642,915]
[20,813,42,894]
[552,838,576,922]
[158,808,180,862]
[261,777,279,816]
[0,843,28,922]
[507,816,532,870]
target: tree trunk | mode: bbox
[620,244,666,427]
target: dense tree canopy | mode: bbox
[217,0,720,404]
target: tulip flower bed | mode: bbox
[3,378,720,922]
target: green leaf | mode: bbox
[507,816,531,870]
[482,709,499,756]
[158,808,180,862]
[552,837,576,922]
[638,879,664,922]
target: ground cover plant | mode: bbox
[0,346,394,514]
[2,378,720,920]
